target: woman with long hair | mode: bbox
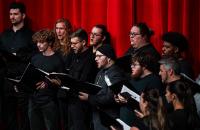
[53,18,73,130]
[165,80,200,130]
[131,88,169,130]
[54,18,73,71]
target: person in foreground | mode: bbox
[79,44,126,130]
[165,80,200,130]
[130,88,169,130]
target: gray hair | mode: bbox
[159,57,180,75]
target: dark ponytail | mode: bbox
[167,81,200,129]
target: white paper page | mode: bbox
[121,85,140,102]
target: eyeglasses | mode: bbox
[131,63,140,68]
[90,32,102,37]
[95,54,105,58]
[129,32,141,37]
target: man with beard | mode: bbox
[79,44,126,130]
[115,52,163,126]
[67,28,98,130]
[0,2,36,130]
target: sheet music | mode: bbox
[116,118,130,130]
[121,85,140,102]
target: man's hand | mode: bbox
[117,93,128,104]
[78,92,89,101]
[36,81,48,90]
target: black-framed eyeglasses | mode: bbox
[129,32,141,37]
[90,32,102,37]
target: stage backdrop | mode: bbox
[0,0,199,77]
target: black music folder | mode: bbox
[40,70,102,95]
[109,80,140,109]
[120,85,140,110]
[7,63,47,89]
[109,80,137,95]
[99,109,130,130]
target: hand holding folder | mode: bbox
[109,80,140,109]
[7,63,47,90]
[7,63,65,90]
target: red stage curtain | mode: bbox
[0,0,199,77]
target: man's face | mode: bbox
[159,64,169,83]
[37,42,49,53]
[131,61,143,78]
[71,37,85,54]
[9,9,24,25]
[90,27,104,46]
[55,22,67,40]
[95,51,108,69]
[161,41,177,56]
[130,26,143,49]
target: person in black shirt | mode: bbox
[0,56,6,127]
[67,29,97,130]
[53,18,73,130]
[159,57,182,85]
[165,80,200,130]
[161,32,194,78]
[29,29,64,130]
[130,88,168,130]
[125,23,160,74]
[0,2,36,130]
[116,52,163,126]
[89,24,111,53]
[53,18,73,71]
[79,44,126,130]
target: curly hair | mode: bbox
[32,29,55,47]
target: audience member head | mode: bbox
[9,2,26,26]
[161,32,188,58]
[54,18,72,55]
[32,29,55,52]
[131,52,156,78]
[159,57,181,83]
[140,88,167,130]
[70,28,88,54]
[95,44,116,69]
[129,22,154,49]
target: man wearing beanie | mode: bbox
[161,31,194,78]
[79,44,126,130]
